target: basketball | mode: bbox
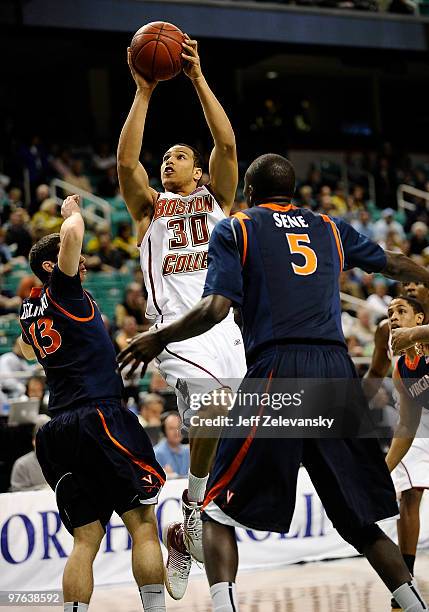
[130,21,184,81]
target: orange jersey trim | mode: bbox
[202,370,274,510]
[29,287,42,298]
[258,203,297,212]
[405,353,420,370]
[46,288,95,322]
[233,212,251,265]
[97,408,166,485]
[320,214,344,271]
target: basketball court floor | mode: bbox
[7,552,429,611]
[83,552,429,611]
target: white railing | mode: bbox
[339,291,368,312]
[397,183,429,213]
[50,179,111,228]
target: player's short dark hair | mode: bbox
[246,154,296,202]
[29,233,61,284]
[394,295,425,316]
[172,143,203,169]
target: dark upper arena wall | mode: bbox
[11,0,429,51]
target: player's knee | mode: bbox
[336,523,385,554]
[73,521,104,553]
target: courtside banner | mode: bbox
[1,470,429,590]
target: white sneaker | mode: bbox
[162,522,191,600]
[182,489,204,563]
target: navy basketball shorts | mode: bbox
[202,344,398,534]
[36,399,166,534]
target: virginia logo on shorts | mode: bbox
[141,474,153,484]
[226,490,235,504]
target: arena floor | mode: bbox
[88,552,429,611]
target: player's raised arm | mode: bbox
[385,368,422,472]
[182,36,238,213]
[362,320,391,400]
[58,195,85,277]
[117,49,159,223]
[382,250,429,284]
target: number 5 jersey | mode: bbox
[19,265,123,412]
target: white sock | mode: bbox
[393,580,428,611]
[210,581,239,612]
[64,604,89,612]
[139,584,166,611]
[188,472,209,503]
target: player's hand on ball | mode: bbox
[61,194,81,219]
[391,327,414,354]
[117,330,164,379]
[182,35,203,81]
[127,48,158,92]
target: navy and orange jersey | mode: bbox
[202,203,386,362]
[396,353,429,406]
[20,265,123,412]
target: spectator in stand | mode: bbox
[0,228,13,274]
[342,306,375,347]
[409,222,429,256]
[0,292,21,316]
[98,166,120,198]
[352,209,374,240]
[138,393,165,429]
[115,282,147,330]
[317,193,335,215]
[347,185,368,218]
[0,339,35,397]
[5,209,33,258]
[113,222,138,260]
[114,316,138,352]
[373,208,405,242]
[19,135,50,192]
[63,159,92,195]
[154,412,190,479]
[365,277,392,320]
[24,375,49,416]
[298,185,316,209]
[31,198,63,239]
[7,186,24,210]
[9,417,50,492]
[331,182,348,216]
[85,231,126,272]
[29,183,50,216]
[50,147,73,178]
[84,222,110,254]
[92,142,116,172]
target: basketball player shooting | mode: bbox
[117,35,246,599]
[364,284,429,610]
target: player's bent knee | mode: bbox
[73,520,105,551]
[336,523,385,554]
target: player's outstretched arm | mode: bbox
[391,324,429,354]
[58,195,84,277]
[385,370,422,472]
[182,36,238,213]
[382,250,429,284]
[117,49,159,223]
[118,294,231,378]
[362,320,391,400]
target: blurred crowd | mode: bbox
[1,135,429,492]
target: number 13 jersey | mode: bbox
[19,265,123,412]
[140,185,227,321]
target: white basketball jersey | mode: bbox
[140,185,226,321]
